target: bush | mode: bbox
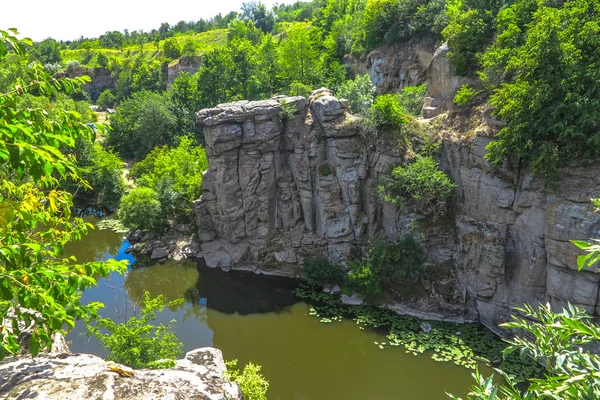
[288,81,312,98]
[118,187,166,232]
[380,156,455,221]
[162,38,181,59]
[336,74,376,115]
[369,94,408,130]
[97,89,116,109]
[346,236,425,300]
[397,84,427,116]
[130,136,208,223]
[453,84,478,107]
[105,91,179,160]
[86,292,183,369]
[302,258,345,287]
[225,360,269,400]
[83,145,125,211]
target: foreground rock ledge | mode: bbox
[0,347,242,400]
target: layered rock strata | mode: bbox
[194,90,600,329]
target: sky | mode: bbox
[0,0,299,42]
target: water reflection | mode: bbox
[67,218,480,400]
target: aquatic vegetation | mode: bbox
[96,217,129,234]
[295,285,543,381]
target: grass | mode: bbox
[61,29,228,68]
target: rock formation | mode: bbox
[167,56,202,86]
[194,87,600,330]
[0,339,242,400]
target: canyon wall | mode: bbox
[193,90,600,329]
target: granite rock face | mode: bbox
[440,132,600,329]
[194,90,600,327]
[0,346,241,400]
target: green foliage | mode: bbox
[86,292,184,369]
[0,29,127,359]
[302,258,345,287]
[278,23,320,87]
[31,38,62,64]
[450,303,600,400]
[97,89,116,109]
[130,136,208,223]
[336,74,376,115]
[181,38,198,58]
[453,84,478,107]
[483,0,600,188]
[397,84,426,116]
[380,156,455,221]
[81,145,125,211]
[346,236,426,300]
[105,91,179,159]
[196,47,237,107]
[360,0,447,51]
[163,38,182,59]
[118,187,166,232]
[225,359,269,400]
[369,93,408,130]
[572,199,600,271]
[288,81,313,98]
[278,100,296,120]
[442,0,504,76]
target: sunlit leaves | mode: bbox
[0,29,127,359]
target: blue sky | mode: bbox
[1,0,299,41]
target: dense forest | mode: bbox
[1,0,600,398]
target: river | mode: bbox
[66,217,481,399]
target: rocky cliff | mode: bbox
[0,338,241,400]
[193,86,600,330]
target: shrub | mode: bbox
[380,156,455,221]
[83,144,125,211]
[225,360,269,400]
[118,187,166,232]
[130,136,208,223]
[453,84,478,107]
[162,38,181,59]
[288,80,312,98]
[336,74,376,115]
[65,59,82,75]
[97,89,116,109]
[369,94,408,130]
[302,258,345,287]
[397,84,427,116]
[105,91,179,160]
[346,236,425,300]
[86,292,183,369]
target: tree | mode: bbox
[278,23,320,87]
[336,74,376,115]
[0,29,126,360]
[181,38,197,58]
[97,89,116,109]
[255,34,279,97]
[230,37,258,99]
[86,292,183,369]
[30,38,62,64]
[106,91,179,159]
[118,187,165,232]
[484,0,600,188]
[163,37,181,59]
[196,47,237,107]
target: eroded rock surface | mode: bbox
[0,347,241,400]
[194,90,600,328]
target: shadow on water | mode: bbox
[188,261,300,315]
[67,216,483,400]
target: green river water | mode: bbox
[66,217,483,399]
